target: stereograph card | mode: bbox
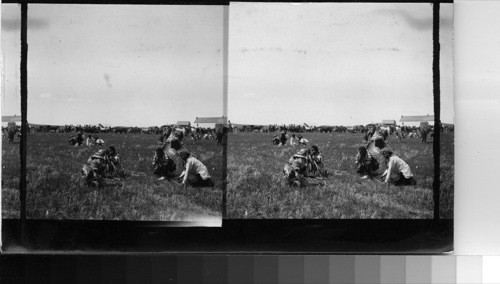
[1,1,453,253]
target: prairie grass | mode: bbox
[2,133,223,220]
[227,132,454,219]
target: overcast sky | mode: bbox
[228,2,453,126]
[1,4,224,127]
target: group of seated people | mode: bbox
[272,132,309,146]
[156,136,215,188]
[283,145,328,187]
[152,148,214,188]
[86,135,105,146]
[82,143,214,188]
[70,132,104,147]
[356,147,417,186]
[284,145,417,188]
[82,146,124,187]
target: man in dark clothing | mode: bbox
[280,131,287,146]
[153,147,177,180]
[76,132,84,146]
[355,146,378,179]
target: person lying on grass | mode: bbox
[379,148,417,186]
[355,146,379,179]
[283,149,309,187]
[178,149,214,188]
[153,147,176,181]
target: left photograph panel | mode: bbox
[2,4,225,224]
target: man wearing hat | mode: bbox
[178,149,214,188]
[380,148,416,186]
[283,148,309,187]
[82,149,108,187]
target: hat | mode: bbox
[293,149,308,159]
[381,148,393,156]
[92,149,106,159]
[178,149,190,159]
[311,145,319,152]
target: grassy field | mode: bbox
[2,133,223,221]
[227,132,454,219]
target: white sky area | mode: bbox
[228,3,454,126]
[1,4,224,127]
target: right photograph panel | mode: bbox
[227,2,453,219]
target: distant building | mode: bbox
[400,115,435,127]
[1,115,22,128]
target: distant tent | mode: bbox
[176,121,191,127]
[194,117,227,125]
[381,120,396,125]
[400,115,434,123]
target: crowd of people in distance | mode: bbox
[363,123,433,144]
